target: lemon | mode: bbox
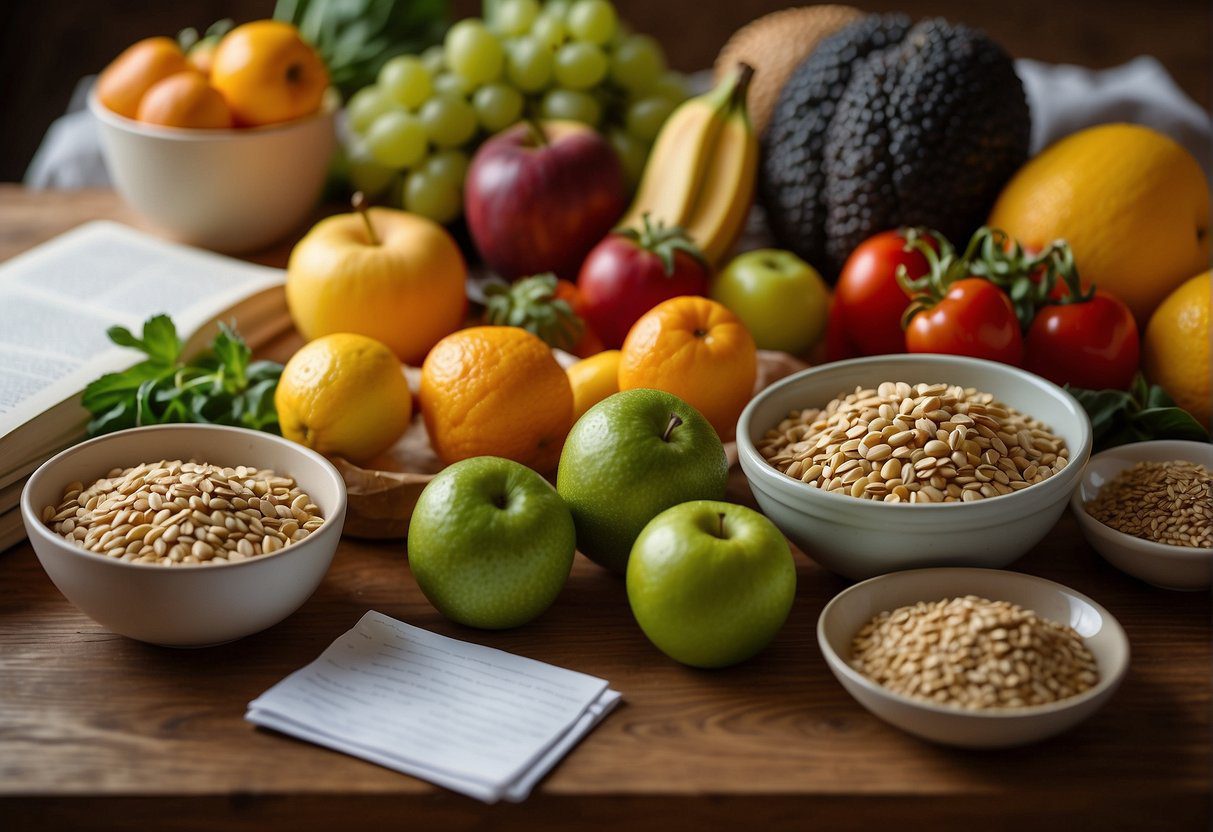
[276,333,413,463]
[1143,272,1211,428]
[567,349,621,420]
[989,123,1209,324]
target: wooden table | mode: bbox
[1,187,1209,831]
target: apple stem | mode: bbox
[523,118,549,148]
[661,412,683,443]
[352,191,380,246]
[717,512,726,539]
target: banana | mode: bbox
[618,64,757,265]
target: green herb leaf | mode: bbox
[1067,372,1210,451]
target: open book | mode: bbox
[0,221,290,550]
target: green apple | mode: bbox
[627,500,796,668]
[408,456,575,629]
[557,389,728,574]
[711,248,830,355]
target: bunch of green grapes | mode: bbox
[342,0,689,224]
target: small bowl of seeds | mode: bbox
[817,567,1129,748]
[20,424,347,647]
[735,355,1093,579]
[1071,440,1213,591]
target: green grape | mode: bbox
[433,72,475,98]
[365,110,428,169]
[421,44,446,75]
[610,34,664,93]
[379,55,432,110]
[530,13,566,49]
[505,36,553,93]
[347,85,396,134]
[608,129,648,188]
[553,42,607,89]
[424,149,470,189]
[403,169,462,224]
[473,83,524,133]
[419,94,478,148]
[541,88,601,126]
[445,19,504,85]
[566,0,617,44]
[494,0,540,36]
[625,96,675,142]
[544,0,573,19]
[348,155,398,197]
[652,71,690,105]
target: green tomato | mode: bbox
[710,249,830,355]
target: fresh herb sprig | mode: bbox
[82,315,282,437]
[1067,373,1209,452]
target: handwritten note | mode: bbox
[246,611,621,802]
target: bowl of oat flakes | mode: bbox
[735,355,1092,579]
[20,424,347,647]
[1071,440,1213,591]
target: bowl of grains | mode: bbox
[735,354,1092,579]
[1071,440,1213,591]
[20,424,346,647]
[817,568,1129,748]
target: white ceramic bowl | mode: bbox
[1071,440,1213,591]
[736,355,1093,580]
[89,92,335,253]
[21,424,346,647]
[818,567,1129,748]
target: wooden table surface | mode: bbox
[0,186,1209,831]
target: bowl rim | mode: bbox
[21,423,347,572]
[816,566,1130,720]
[736,354,1094,514]
[1070,439,1213,559]
[87,88,334,140]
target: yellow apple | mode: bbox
[286,202,467,365]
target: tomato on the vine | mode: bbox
[1026,290,1139,390]
[905,278,1025,365]
[826,230,931,359]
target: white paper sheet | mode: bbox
[246,611,621,803]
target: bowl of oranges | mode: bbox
[89,21,335,253]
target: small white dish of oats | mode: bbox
[21,424,346,647]
[1071,440,1213,591]
[817,568,1129,748]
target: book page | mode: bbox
[0,221,287,445]
[247,611,612,793]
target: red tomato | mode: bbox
[827,230,931,359]
[578,225,711,348]
[905,278,1024,365]
[1026,291,1139,389]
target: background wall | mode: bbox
[1,0,1209,182]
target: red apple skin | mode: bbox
[464,120,627,280]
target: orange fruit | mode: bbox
[136,71,233,129]
[210,21,328,126]
[1142,272,1211,428]
[420,327,574,471]
[619,296,757,439]
[989,123,1209,324]
[187,41,218,76]
[568,349,621,420]
[96,36,190,119]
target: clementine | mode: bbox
[137,71,233,129]
[619,296,757,439]
[96,36,190,119]
[210,21,328,126]
[420,327,574,471]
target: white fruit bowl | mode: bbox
[89,91,335,253]
[21,424,346,647]
[817,567,1129,748]
[735,354,1092,580]
[1071,439,1213,591]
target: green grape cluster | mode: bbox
[342,0,690,224]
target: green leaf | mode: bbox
[106,325,143,351]
[139,315,183,366]
[1132,407,1210,443]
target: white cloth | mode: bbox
[23,58,1213,190]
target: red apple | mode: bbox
[464,120,627,280]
